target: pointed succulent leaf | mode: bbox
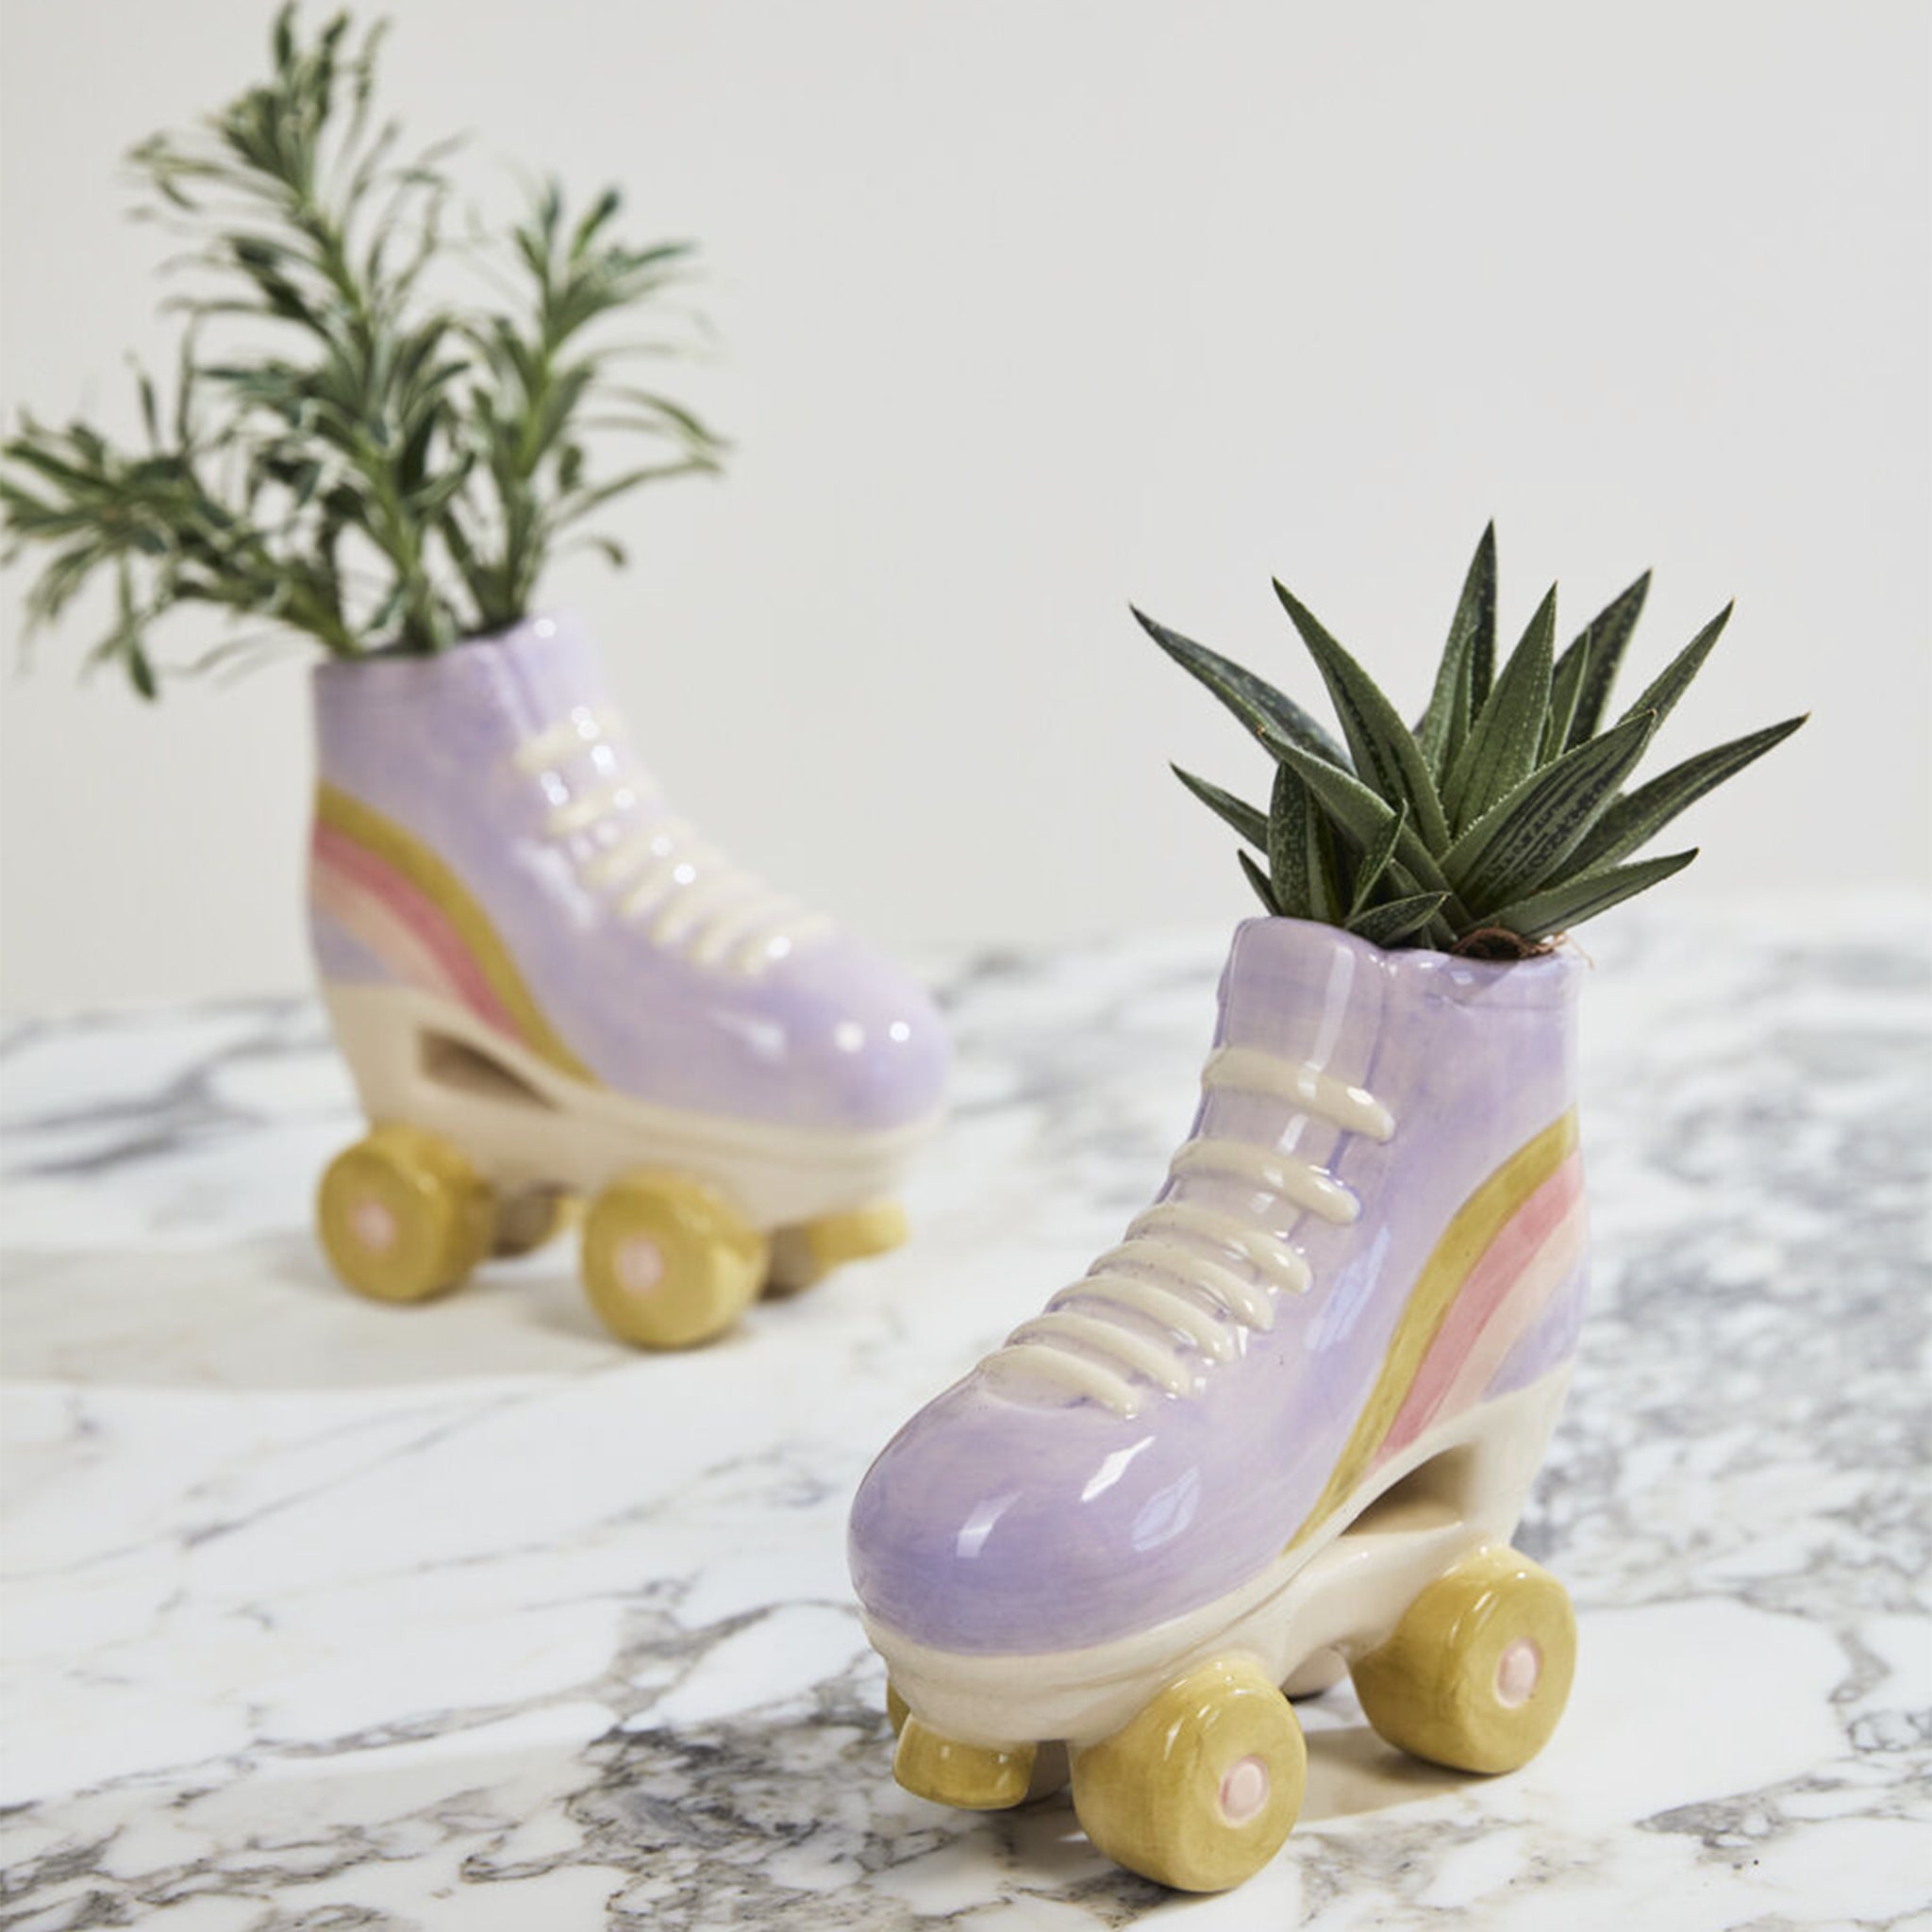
[1267,734,1463,914]
[1417,523,1497,776]
[1133,607,1351,769]
[1268,760,1314,916]
[1347,801,1408,918]
[1382,858,1460,949]
[1561,572,1650,748]
[1541,633,1588,763]
[1441,584,1557,832]
[1305,803,1345,924]
[1570,714,1807,874]
[1487,847,1698,943]
[1348,891,1450,948]
[1238,847,1284,916]
[1173,764,1268,851]
[1615,602,1733,736]
[1274,581,1450,853]
[1467,539,1498,715]
[1443,708,1659,915]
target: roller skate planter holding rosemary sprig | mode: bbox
[849,526,1804,1891]
[0,8,947,1348]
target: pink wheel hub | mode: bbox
[1494,1637,1541,1707]
[1218,1755,1271,1825]
[350,1198,397,1254]
[615,1235,665,1297]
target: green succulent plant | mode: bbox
[1142,526,1806,956]
[0,5,721,695]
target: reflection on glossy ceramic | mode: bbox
[849,917,1588,1890]
[307,616,948,1341]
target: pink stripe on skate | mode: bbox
[312,858,472,1012]
[1380,1153,1585,1459]
[1435,1202,1586,1420]
[311,824,525,1042]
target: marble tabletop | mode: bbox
[3,898,1928,1931]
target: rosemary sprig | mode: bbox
[0,5,723,694]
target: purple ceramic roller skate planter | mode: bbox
[310,616,948,1345]
[851,917,1587,1890]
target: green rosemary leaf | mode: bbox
[0,6,721,681]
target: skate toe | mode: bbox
[775,938,950,1134]
[848,1384,1227,1655]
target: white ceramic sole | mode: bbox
[325,982,941,1232]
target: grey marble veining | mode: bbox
[2,898,1928,1930]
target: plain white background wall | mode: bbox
[2,0,1927,1011]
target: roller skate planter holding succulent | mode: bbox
[0,8,946,1347]
[850,527,1804,1891]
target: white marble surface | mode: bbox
[3,900,1929,1930]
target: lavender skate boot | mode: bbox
[850,917,1586,1890]
[309,616,948,1346]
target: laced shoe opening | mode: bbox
[984,1049,1394,1419]
[514,706,833,976]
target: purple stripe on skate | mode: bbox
[309,907,391,987]
[1486,1257,1590,1398]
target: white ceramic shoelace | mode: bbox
[514,707,833,976]
[987,1046,1394,1416]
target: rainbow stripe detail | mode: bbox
[1288,1110,1581,1548]
[310,784,597,1087]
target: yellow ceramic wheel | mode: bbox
[492,1190,575,1258]
[1070,1656,1307,1892]
[316,1123,493,1304]
[766,1200,908,1292]
[1351,1543,1576,1775]
[894,1717,1037,1810]
[581,1171,767,1349]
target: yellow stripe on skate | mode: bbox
[1284,1109,1578,1551]
[316,784,598,1088]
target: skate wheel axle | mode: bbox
[767,1201,908,1293]
[893,1718,1037,1810]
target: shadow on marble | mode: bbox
[0,1235,720,1390]
[1297,1723,1470,1822]
[564,1690,1463,1926]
